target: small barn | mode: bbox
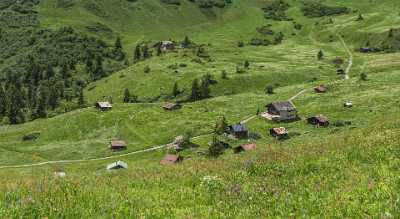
[160,154,183,165]
[270,127,289,140]
[229,124,249,139]
[95,102,112,111]
[314,85,327,93]
[107,161,128,170]
[162,102,182,111]
[264,101,298,122]
[307,115,329,127]
[161,41,175,51]
[344,101,353,108]
[234,143,257,153]
[109,140,127,150]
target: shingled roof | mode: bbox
[267,101,296,111]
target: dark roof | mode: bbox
[267,101,296,111]
[231,124,248,133]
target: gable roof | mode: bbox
[267,101,296,111]
[110,140,126,147]
[107,161,128,170]
[231,124,248,133]
[96,102,112,108]
[271,127,288,135]
[162,102,181,110]
[160,154,182,165]
[240,143,257,151]
[311,115,329,123]
[315,85,327,92]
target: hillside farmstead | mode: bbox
[95,102,112,111]
[109,140,127,150]
[270,127,289,140]
[234,143,257,153]
[160,154,183,165]
[107,161,128,170]
[307,115,330,127]
[263,101,298,122]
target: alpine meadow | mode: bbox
[0,0,400,218]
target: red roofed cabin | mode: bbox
[314,85,327,93]
[96,102,112,111]
[270,127,289,140]
[109,140,127,150]
[307,115,329,127]
[160,154,183,165]
[234,143,257,153]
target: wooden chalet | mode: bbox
[307,115,329,127]
[109,140,127,150]
[229,124,249,139]
[270,127,289,140]
[263,101,298,122]
[95,101,112,111]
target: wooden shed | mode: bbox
[270,127,289,140]
[109,140,127,150]
[229,124,249,139]
[95,102,112,111]
[264,101,298,122]
[234,143,257,153]
[162,102,182,111]
[160,154,183,165]
[314,85,327,93]
[307,115,329,127]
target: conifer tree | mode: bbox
[0,85,7,117]
[35,85,49,119]
[78,88,86,107]
[208,135,225,157]
[142,44,151,59]
[190,79,201,101]
[200,79,211,99]
[215,116,228,135]
[317,50,324,60]
[8,85,25,124]
[172,82,180,97]
[123,88,131,103]
[134,44,142,62]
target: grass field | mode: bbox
[1,0,400,217]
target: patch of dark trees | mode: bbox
[358,28,400,53]
[302,1,350,18]
[0,1,127,125]
[161,0,232,9]
[262,0,292,21]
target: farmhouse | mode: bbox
[234,143,257,153]
[160,41,175,51]
[109,140,127,150]
[314,85,327,93]
[228,124,249,139]
[270,127,288,140]
[263,101,298,122]
[160,154,183,165]
[107,161,128,170]
[307,115,329,127]
[162,102,182,111]
[95,102,112,111]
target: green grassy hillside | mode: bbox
[1,0,400,217]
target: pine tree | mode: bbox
[244,60,250,69]
[182,36,191,48]
[7,85,25,124]
[172,82,180,97]
[0,85,8,117]
[215,116,228,135]
[200,79,211,99]
[78,88,85,107]
[48,85,59,110]
[190,79,201,101]
[317,50,324,60]
[134,44,141,62]
[356,13,364,21]
[156,43,163,56]
[93,55,105,80]
[35,85,49,119]
[221,70,228,79]
[142,44,151,59]
[114,37,125,61]
[208,135,225,157]
[123,88,131,103]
